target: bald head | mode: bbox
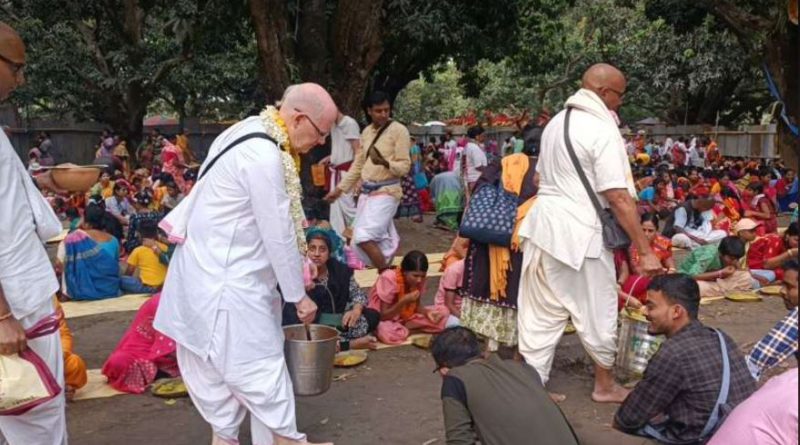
[580,63,626,111]
[0,22,24,64]
[278,83,339,152]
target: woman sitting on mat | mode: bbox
[102,293,178,394]
[60,204,121,301]
[368,250,448,345]
[616,212,675,310]
[282,227,380,350]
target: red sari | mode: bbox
[750,194,778,235]
[747,234,787,280]
[618,235,673,309]
[101,293,178,393]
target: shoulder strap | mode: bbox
[198,132,277,180]
[365,120,393,163]
[563,107,605,216]
[701,329,731,437]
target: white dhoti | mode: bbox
[0,300,66,445]
[351,193,400,267]
[671,230,726,250]
[518,246,618,384]
[328,167,356,238]
[177,310,304,445]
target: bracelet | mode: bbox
[0,312,13,322]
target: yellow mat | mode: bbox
[73,369,126,401]
[62,294,151,319]
[374,333,432,350]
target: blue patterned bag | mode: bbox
[459,182,517,247]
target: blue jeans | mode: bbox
[119,276,160,294]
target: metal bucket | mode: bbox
[283,324,338,396]
[616,310,664,381]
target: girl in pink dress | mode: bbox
[368,251,448,345]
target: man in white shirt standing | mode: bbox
[462,125,488,193]
[0,22,68,445]
[517,64,662,403]
[154,83,337,445]
[318,112,360,238]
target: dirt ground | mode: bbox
[65,215,796,445]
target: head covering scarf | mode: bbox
[305,226,345,263]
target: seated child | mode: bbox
[121,220,168,294]
[433,259,464,328]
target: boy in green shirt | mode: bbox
[678,236,754,298]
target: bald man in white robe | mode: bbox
[155,84,337,445]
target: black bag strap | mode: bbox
[365,120,393,165]
[198,132,277,180]
[563,107,605,217]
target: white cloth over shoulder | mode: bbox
[518,88,635,270]
[0,132,60,319]
[154,116,306,363]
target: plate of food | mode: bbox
[334,350,368,368]
[725,292,763,302]
[150,377,188,398]
[759,285,783,296]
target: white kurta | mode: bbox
[328,115,360,237]
[518,89,635,380]
[0,132,65,445]
[153,116,307,442]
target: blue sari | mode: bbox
[64,230,121,300]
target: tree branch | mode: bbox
[696,0,771,49]
[74,20,112,78]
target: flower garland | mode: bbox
[259,105,307,254]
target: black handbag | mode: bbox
[563,107,631,250]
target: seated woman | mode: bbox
[615,213,676,310]
[433,259,465,328]
[54,299,88,400]
[744,182,778,235]
[60,204,121,300]
[368,250,448,345]
[747,222,799,283]
[102,293,178,393]
[282,227,380,350]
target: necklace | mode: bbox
[259,105,307,254]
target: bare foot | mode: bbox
[591,384,631,404]
[350,335,378,350]
[548,392,567,403]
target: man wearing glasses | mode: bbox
[0,22,69,445]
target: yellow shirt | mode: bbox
[127,242,168,287]
[337,120,411,200]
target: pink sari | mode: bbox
[161,141,188,194]
[367,269,448,345]
[101,293,178,394]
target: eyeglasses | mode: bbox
[606,86,626,99]
[294,108,328,139]
[0,53,25,78]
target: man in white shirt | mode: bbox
[0,22,68,445]
[154,83,337,445]
[318,112,360,238]
[517,64,662,403]
[462,126,488,192]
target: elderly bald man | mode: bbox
[154,83,337,445]
[0,22,69,445]
[517,63,662,403]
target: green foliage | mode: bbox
[393,61,475,123]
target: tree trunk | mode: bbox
[296,0,329,83]
[330,0,385,117]
[766,23,799,165]
[248,0,294,103]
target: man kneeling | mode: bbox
[432,327,578,445]
[613,274,755,444]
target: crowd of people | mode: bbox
[1,19,797,445]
